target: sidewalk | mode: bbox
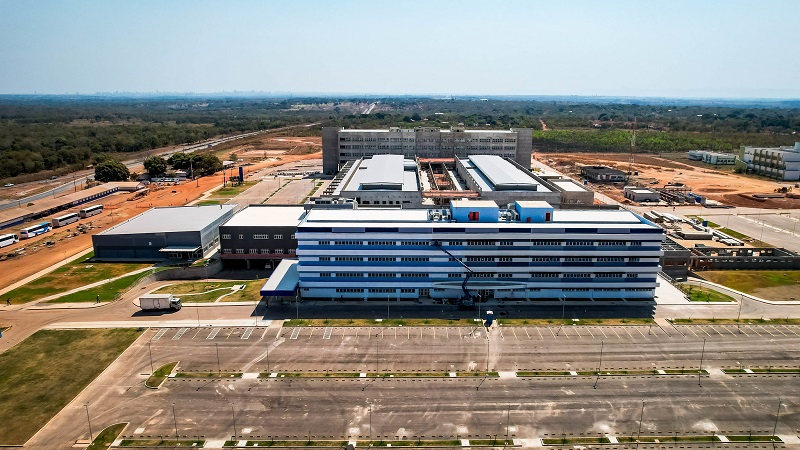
[44,319,273,329]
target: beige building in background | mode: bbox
[322,126,532,174]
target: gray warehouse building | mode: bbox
[92,205,234,260]
[322,126,532,174]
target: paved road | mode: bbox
[25,325,800,449]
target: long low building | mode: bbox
[261,200,664,302]
[0,184,120,230]
[92,205,234,260]
[219,205,307,269]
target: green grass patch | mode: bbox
[210,181,257,198]
[697,270,800,295]
[517,371,573,377]
[373,440,462,447]
[679,285,735,302]
[686,216,720,228]
[4,252,151,304]
[86,423,127,450]
[672,317,800,325]
[221,279,265,302]
[262,372,361,378]
[48,271,149,303]
[456,371,499,377]
[725,435,781,442]
[542,437,610,445]
[174,372,242,378]
[196,199,224,206]
[0,329,142,445]
[153,280,264,303]
[145,362,177,388]
[497,318,654,326]
[723,367,800,374]
[118,439,205,447]
[469,439,515,446]
[717,227,773,247]
[616,435,720,443]
[242,440,348,447]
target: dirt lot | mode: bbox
[236,136,321,159]
[542,152,800,208]
[0,140,321,291]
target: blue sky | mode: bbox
[1,0,797,98]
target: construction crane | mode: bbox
[433,240,474,307]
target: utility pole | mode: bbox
[505,404,511,446]
[172,403,179,443]
[698,338,706,386]
[84,403,93,441]
[593,340,604,389]
[215,343,221,375]
[636,400,645,450]
[772,398,782,446]
[231,402,237,441]
[148,342,154,374]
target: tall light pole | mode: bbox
[375,333,380,374]
[148,342,154,374]
[505,404,511,446]
[231,402,238,441]
[215,343,221,375]
[84,403,93,441]
[698,338,706,386]
[486,336,490,373]
[636,400,645,450]
[593,340,604,389]
[737,294,744,333]
[266,342,271,374]
[367,400,373,444]
[772,398,782,445]
[172,402,179,443]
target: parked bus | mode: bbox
[79,204,103,218]
[19,222,51,239]
[52,212,79,228]
[0,233,18,248]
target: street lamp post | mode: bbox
[593,340,604,389]
[215,343,221,375]
[772,398,782,446]
[231,402,238,441]
[84,403,93,441]
[172,402,179,443]
[698,338,706,386]
[367,400,373,444]
[375,333,380,374]
[148,342,154,374]
[636,400,645,450]
[505,404,511,446]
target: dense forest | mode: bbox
[1,95,798,181]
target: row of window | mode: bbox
[315,272,645,278]
[340,137,517,143]
[329,287,651,294]
[223,249,296,254]
[312,256,643,262]
[222,234,294,240]
[312,239,653,246]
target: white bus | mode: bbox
[19,222,52,239]
[79,204,103,218]
[0,233,18,248]
[52,212,79,228]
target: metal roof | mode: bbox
[221,205,306,228]
[465,155,549,192]
[99,205,234,235]
[158,246,201,252]
[260,259,299,297]
[551,180,588,192]
[304,208,429,223]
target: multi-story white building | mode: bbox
[741,142,800,181]
[321,126,532,174]
[278,200,663,302]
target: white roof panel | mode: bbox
[99,205,234,235]
[552,180,588,192]
[222,206,306,227]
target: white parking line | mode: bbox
[635,327,646,338]
[207,328,220,340]
[771,326,787,337]
[548,327,556,338]
[511,328,517,339]
[747,325,761,337]
[289,328,301,340]
[173,328,188,340]
[685,326,699,337]
[622,327,634,339]
[784,326,800,337]
[261,328,269,340]
[192,328,202,339]
[241,328,254,339]
[152,329,167,341]
[536,328,543,339]
[586,328,595,339]
[709,326,723,337]
[722,325,737,337]
[698,326,712,337]
[761,326,775,337]
[611,328,621,339]
[308,328,314,338]
[599,328,608,339]
[322,327,332,340]
[524,328,530,339]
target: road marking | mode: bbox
[697,326,711,337]
[511,328,517,339]
[738,326,749,336]
[634,327,646,338]
[241,328,254,339]
[173,327,188,340]
[308,328,314,338]
[433,328,436,339]
[747,325,761,337]
[498,328,504,339]
[322,327,332,340]
[599,328,608,339]
[152,329,167,340]
[419,328,423,339]
[761,326,776,337]
[192,328,202,339]
[547,327,556,338]
[524,328,530,339]
[783,326,800,337]
[622,327,634,339]
[225,328,235,339]
[207,328,220,340]
[771,326,788,337]
[685,326,699,337]
[261,328,269,340]
[586,327,595,339]
[559,327,569,339]
[572,327,581,338]
[289,328,301,340]
[395,328,398,339]
[709,326,723,337]
[611,328,621,339]
[722,325,737,337]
